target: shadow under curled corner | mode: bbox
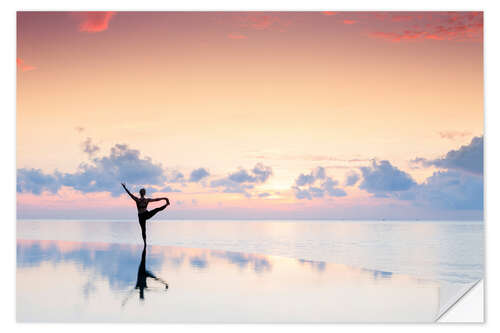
[437,279,484,322]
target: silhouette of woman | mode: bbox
[121,183,170,244]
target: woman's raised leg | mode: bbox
[145,201,168,221]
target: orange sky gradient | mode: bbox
[16,12,484,220]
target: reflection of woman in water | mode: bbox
[136,245,169,300]
[121,183,170,244]
[122,245,169,306]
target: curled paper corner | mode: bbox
[436,279,484,322]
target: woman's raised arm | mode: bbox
[121,183,138,201]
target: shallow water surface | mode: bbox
[17,239,442,322]
[17,219,484,284]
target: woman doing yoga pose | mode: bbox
[121,183,170,244]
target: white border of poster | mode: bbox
[3,0,498,331]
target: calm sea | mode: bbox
[17,219,483,284]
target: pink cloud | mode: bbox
[370,32,398,42]
[321,11,338,16]
[75,11,116,33]
[438,131,472,140]
[219,13,292,36]
[370,12,483,43]
[243,14,279,30]
[390,14,414,22]
[16,58,36,72]
[425,34,445,40]
[370,31,425,42]
[228,33,247,40]
[343,19,358,25]
[236,13,291,32]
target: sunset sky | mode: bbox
[16,11,484,220]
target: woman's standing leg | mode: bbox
[140,200,168,244]
[139,216,147,245]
